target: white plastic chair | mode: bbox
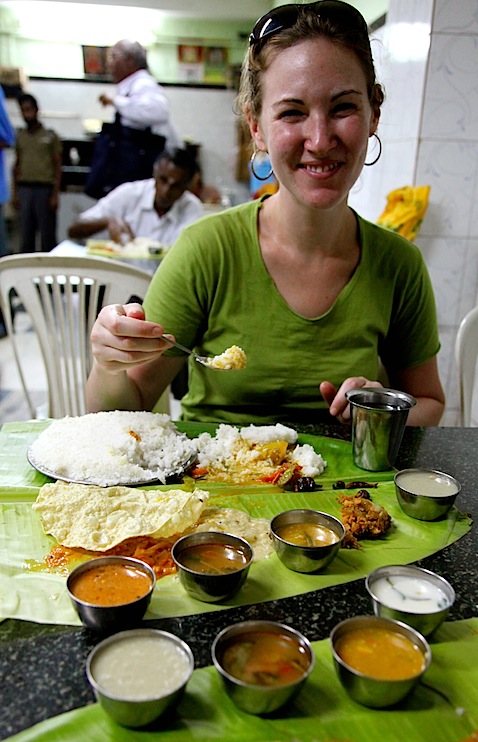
[0,254,154,419]
[455,305,478,426]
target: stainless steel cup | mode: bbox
[345,388,416,471]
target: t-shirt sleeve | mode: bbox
[143,225,210,352]
[377,233,440,370]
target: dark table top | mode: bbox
[1,423,477,739]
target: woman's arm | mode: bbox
[388,356,445,426]
[68,215,134,243]
[320,356,445,427]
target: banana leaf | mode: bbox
[0,420,393,498]
[5,618,478,742]
[0,420,472,624]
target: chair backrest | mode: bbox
[455,305,478,426]
[0,254,151,419]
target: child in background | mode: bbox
[12,93,62,252]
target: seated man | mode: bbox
[69,148,203,246]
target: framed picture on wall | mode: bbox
[82,46,110,80]
[178,45,204,83]
[204,46,228,84]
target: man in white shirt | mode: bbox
[99,39,182,151]
[85,39,182,199]
[70,149,203,246]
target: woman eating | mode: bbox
[87,1,445,427]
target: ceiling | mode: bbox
[45,0,388,25]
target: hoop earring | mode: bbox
[364,133,382,166]
[250,150,274,181]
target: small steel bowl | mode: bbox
[211,620,315,715]
[270,509,345,573]
[330,615,431,708]
[365,564,455,637]
[171,531,253,603]
[395,468,460,521]
[86,628,194,727]
[67,555,155,633]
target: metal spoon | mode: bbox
[162,336,225,369]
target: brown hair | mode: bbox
[237,6,384,124]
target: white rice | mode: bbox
[30,416,327,487]
[29,411,196,486]
[290,443,327,477]
[193,423,326,478]
[239,423,298,445]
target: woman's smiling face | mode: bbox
[249,37,379,211]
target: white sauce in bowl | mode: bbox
[396,470,458,498]
[372,575,450,613]
[90,634,191,700]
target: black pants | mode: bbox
[85,119,166,200]
[18,183,57,253]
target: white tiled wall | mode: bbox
[349,0,478,426]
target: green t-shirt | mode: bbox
[143,199,440,424]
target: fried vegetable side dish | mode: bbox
[339,490,392,549]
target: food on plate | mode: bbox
[205,345,247,370]
[34,480,273,578]
[285,476,319,492]
[88,631,192,700]
[68,561,153,607]
[191,423,326,484]
[172,532,253,602]
[33,481,209,551]
[220,629,311,686]
[86,236,167,258]
[339,490,391,549]
[370,573,451,614]
[28,411,196,485]
[48,535,179,579]
[193,506,272,561]
[333,625,426,680]
[275,521,339,548]
[333,480,378,490]
[174,540,250,576]
[395,468,459,497]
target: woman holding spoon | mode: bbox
[87,1,444,427]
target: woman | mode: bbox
[87,1,444,426]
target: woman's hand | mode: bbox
[87,304,186,413]
[90,303,174,375]
[320,377,383,424]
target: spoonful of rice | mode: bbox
[113,304,246,370]
[163,337,247,370]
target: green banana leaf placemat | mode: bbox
[0,420,472,623]
[0,483,471,624]
[0,420,395,500]
[6,618,478,742]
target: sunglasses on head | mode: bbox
[249,1,369,50]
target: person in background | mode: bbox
[0,86,15,259]
[0,85,15,338]
[85,39,182,199]
[12,93,62,253]
[86,1,445,427]
[188,162,222,205]
[69,148,203,245]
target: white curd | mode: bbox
[372,575,450,613]
[396,470,458,498]
[91,634,191,700]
